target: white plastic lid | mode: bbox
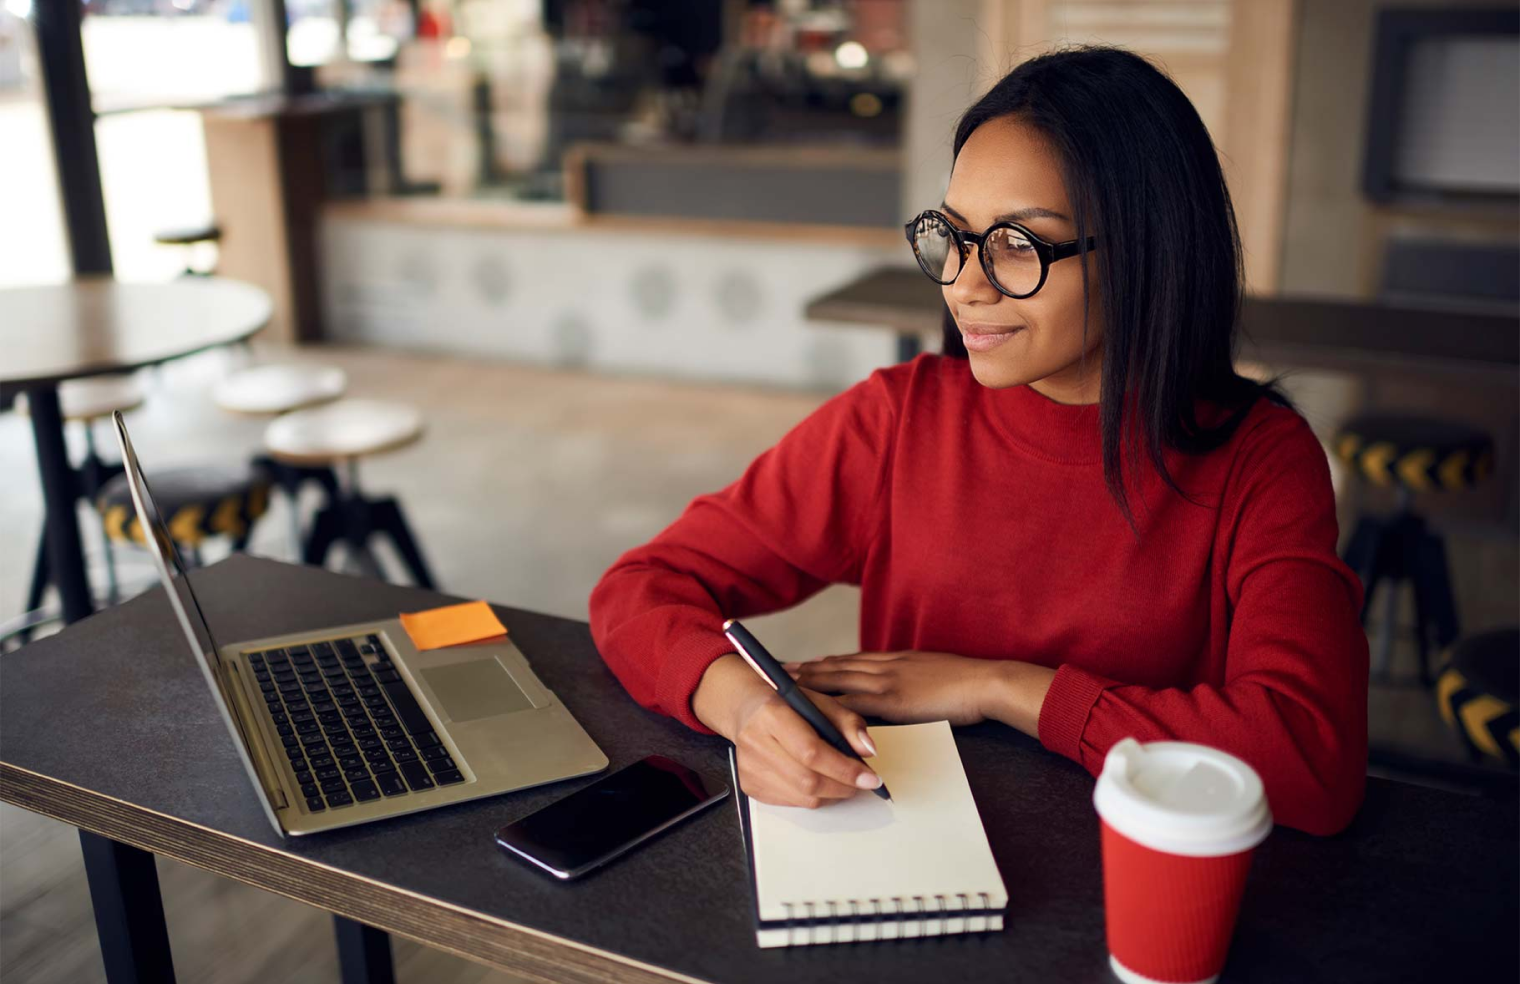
[1092,738,1273,857]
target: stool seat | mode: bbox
[1334,414,1494,492]
[1437,628,1519,769]
[263,399,424,466]
[154,223,222,246]
[16,374,145,422]
[98,465,270,547]
[215,364,347,415]
[263,401,436,588]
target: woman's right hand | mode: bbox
[693,653,883,808]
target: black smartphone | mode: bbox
[494,755,729,880]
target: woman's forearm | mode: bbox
[981,661,1058,738]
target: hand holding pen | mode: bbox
[723,619,892,802]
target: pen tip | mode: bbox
[721,618,734,630]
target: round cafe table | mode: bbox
[0,276,272,626]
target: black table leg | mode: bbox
[78,831,176,984]
[27,385,93,624]
[334,916,395,984]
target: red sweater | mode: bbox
[590,355,1369,835]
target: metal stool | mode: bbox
[213,363,348,559]
[263,399,436,588]
[1436,628,1519,770]
[1336,414,1495,685]
[97,464,273,566]
[8,375,144,646]
[213,363,346,416]
[154,222,221,277]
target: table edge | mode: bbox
[0,277,273,389]
[0,762,715,984]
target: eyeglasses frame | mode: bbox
[904,209,1098,299]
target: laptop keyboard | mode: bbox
[248,635,466,814]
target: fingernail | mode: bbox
[858,730,878,757]
[855,772,883,790]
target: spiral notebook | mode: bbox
[729,720,1008,948]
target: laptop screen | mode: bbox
[112,418,224,670]
[111,411,286,835]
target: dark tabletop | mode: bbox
[0,276,270,388]
[804,267,1520,376]
[1,555,1515,984]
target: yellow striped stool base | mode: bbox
[1437,629,1520,770]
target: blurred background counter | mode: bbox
[314,159,904,390]
[181,1,912,386]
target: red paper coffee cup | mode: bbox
[1093,739,1271,984]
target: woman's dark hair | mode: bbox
[943,45,1293,530]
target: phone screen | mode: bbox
[494,755,729,879]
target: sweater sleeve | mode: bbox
[589,371,898,733]
[1037,413,1370,836]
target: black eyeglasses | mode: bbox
[904,209,1097,299]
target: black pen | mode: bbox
[722,618,892,801]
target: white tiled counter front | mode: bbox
[320,211,902,391]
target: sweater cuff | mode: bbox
[655,628,736,736]
[1037,663,1115,765]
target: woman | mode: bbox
[589,46,1369,836]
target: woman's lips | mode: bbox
[960,325,1025,353]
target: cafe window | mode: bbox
[317,0,911,211]
[0,4,70,287]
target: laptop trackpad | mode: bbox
[420,659,533,722]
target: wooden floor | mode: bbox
[1,344,1511,982]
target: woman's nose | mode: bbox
[948,244,1002,305]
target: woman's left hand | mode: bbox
[785,651,1006,727]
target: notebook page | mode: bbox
[748,721,1007,922]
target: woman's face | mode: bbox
[941,115,1103,404]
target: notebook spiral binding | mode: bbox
[778,892,997,945]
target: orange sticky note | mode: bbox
[399,601,508,651]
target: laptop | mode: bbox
[112,411,609,836]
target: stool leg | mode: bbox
[335,460,386,581]
[1420,533,1460,647]
[1366,512,1409,680]
[1341,518,1371,578]
[1360,545,1387,634]
[1342,516,1382,622]
[303,505,343,568]
[1400,529,1434,687]
[1411,529,1460,685]
[1372,577,1400,680]
[83,422,122,606]
[310,464,341,501]
[96,509,120,606]
[282,476,304,562]
[339,496,386,582]
[24,528,50,616]
[307,465,342,556]
[371,497,436,589]
[18,530,51,645]
[252,455,309,561]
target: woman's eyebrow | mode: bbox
[940,202,1070,224]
